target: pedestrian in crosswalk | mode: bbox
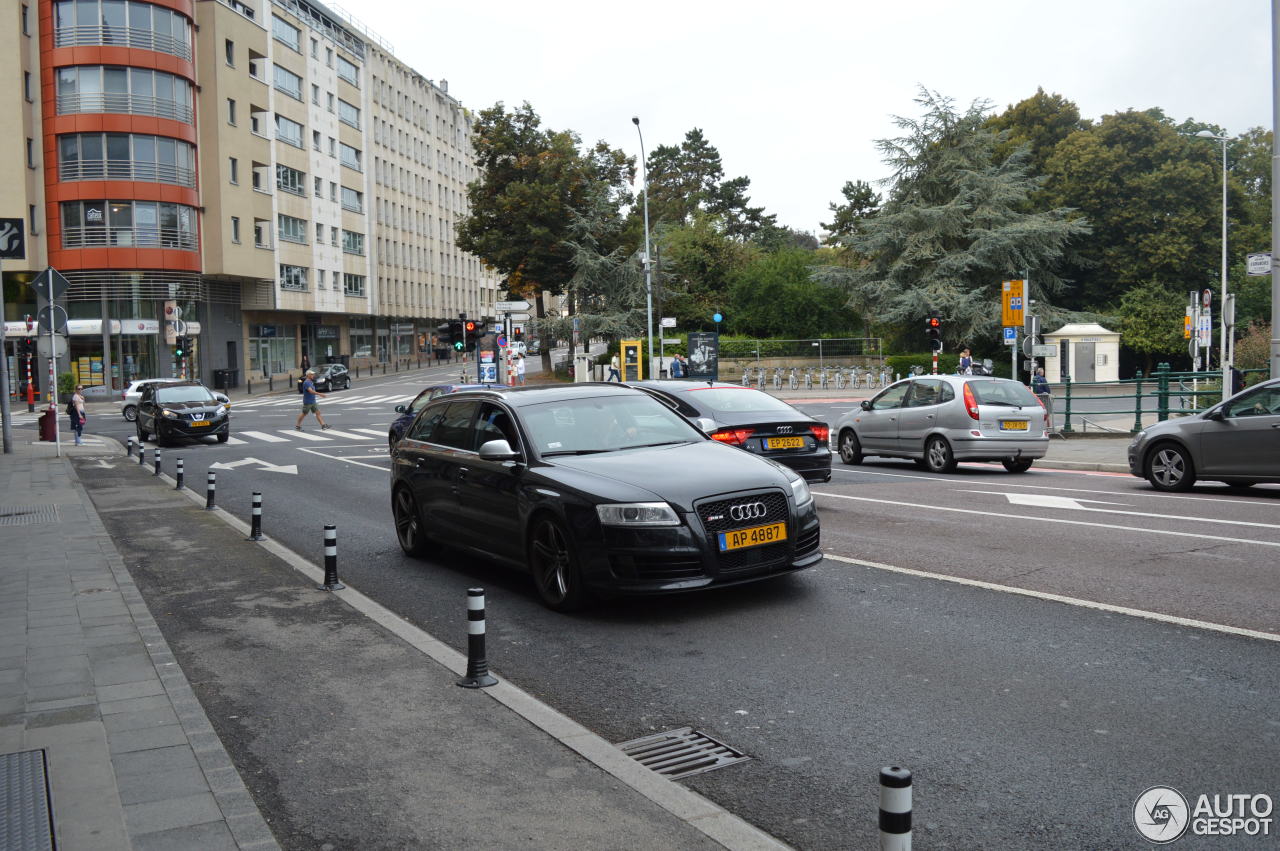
[295,369,331,431]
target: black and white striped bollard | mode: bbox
[457,588,498,688]
[879,766,912,851]
[126,437,135,457]
[138,444,146,467]
[319,524,344,590]
[174,457,184,490]
[205,471,216,510]
[247,492,264,541]
[153,448,162,476]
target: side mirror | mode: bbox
[478,439,520,462]
[394,405,406,414]
[214,393,229,405]
[694,417,717,434]
[860,400,873,411]
[1204,407,1225,421]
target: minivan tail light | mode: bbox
[710,428,754,445]
[962,383,980,419]
[810,424,829,444]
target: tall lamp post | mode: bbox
[632,116,654,378]
[1195,129,1231,395]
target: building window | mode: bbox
[57,132,197,187]
[325,47,333,67]
[279,264,308,291]
[316,269,325,288]
[326,92,335,113]
[330,225,338,246]
[314,176,323,197]
[56,66,194,124]
[275,114,304,148]
[336,55,359,87]
[315,222,324,242]
[276,163,305,195]
[338,99,360,129]
[53,0,192,61]
[26,138,35,168]
[339,142,362,172]
[342,230,364,255]
[340,186,363,213]
[29,204,39,235]
[231,216,241,243]
[277,214,307,244]
[225,39,234,65]
[328,137,336,157]
[311,84,319,105]
[310,37,318,59]
[254,219,270,248]
[273,64,302,100]
[312,130,321,151]
[24,72,32,102]
[247,51,265,80]
[60,199,197,250]
[343,273,366,297]
[227,98,236,124]
[271,15,300,52]
[229,157,238,184]
[329,182,337,203]
[22,4,30,35]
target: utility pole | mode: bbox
[1272,0,1280,375]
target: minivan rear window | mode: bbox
[966,380,1038,407]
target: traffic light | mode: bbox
[925,314,942,352]
[174,336,187,358]
[435,323,453,350]
[464,320,477,334]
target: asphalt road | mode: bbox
[86,377,1280,849]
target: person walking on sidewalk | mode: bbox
[608,354,621,382]
[295,369,331,431]
[68,384,87,445]
[1032,366,1050,397]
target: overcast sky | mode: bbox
[346,0,1272,236]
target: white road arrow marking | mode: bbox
[962,491,1130,510]
[208,457,298,474]
[961,490,1280,530]
[93,459,115,468]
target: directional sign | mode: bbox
[1031,344,1057,358]
[1247,252,1272,276]
[507,313,530,320]
[31,267,72,300]
[208,457,298,474]
[0,218,25,259]
[661,338,681,345]
[494,300,530,312]
[660,317,677,328]
[1001,279,1025,327]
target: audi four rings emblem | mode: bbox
[729,502,768,522]
[776,426,793,434]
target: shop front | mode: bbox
[248,323,297,377]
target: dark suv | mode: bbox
[136,381,230,446]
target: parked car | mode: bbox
[629,380,831,483]
[310,362,350,391]
[388,383,487,450]
[390,384,822,611]
[135,381,230,446]
[527,340,542,355]
[833,375,1049,473]
[119,378,186,421]
[1128,376,1280,491]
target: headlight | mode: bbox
[215,405,226,416]
[160,408,179,418]
[1130,430,1146,445]
[596,502,680,526]
[789,476,813,508]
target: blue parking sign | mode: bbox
[1003,327,1017,345]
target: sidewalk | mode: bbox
[1,431,785,850]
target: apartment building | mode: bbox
[1,0,498,395]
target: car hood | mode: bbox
[544,441,793,510]
[156,400,221,412]
[1136,415,1206,441]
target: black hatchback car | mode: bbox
[136,381,230,445]
[310,362,350,391]
[630,381,832,483]
[390,384,822,611]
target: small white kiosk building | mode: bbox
[1041,323,1121,383]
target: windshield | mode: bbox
[966,380,1038,407]
[679,387,800,415]
[157,386,216,404]
[521,394,702,455]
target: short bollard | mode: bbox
[174,457,184,490]
[879,766,912,851]
[457,588,498,688]
[126,437,135,457]
[138,445,146,467]
[153,448,162,476]
[205,471,216,510]
[319,524,344,590]
[247,492,264,541]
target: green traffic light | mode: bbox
[454,341,464,350]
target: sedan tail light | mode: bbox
[810,424,829,444]
[710,427,754,445]
[962,383,980,420]
[1034,394,1049,429]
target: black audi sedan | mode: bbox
[135,381,230,445]
[629,381,832,483]
[388,382,488,450]
[390,384,822,611]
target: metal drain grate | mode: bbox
[0,750,55,851]
[617,727,751,780]
[0,505,59,527]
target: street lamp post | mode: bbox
[632,117,655,379]
[1195,129,1231,395]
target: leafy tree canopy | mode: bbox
[986,88,1087,177]
[821,180,881,245]
[727,249,859,338]
[1113,278,1188,372]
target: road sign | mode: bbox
[494,300,530,312]
[1003,327,1016,346]
[660,317,677,328]
[661,338,681,345]
[0,218,25,259]
[37,334,68,359]
[1002,279,1025,326]
[1247,253,1272,276]
[1201,288,1212,308]
[507,313,530,320]
[31,267,71,300]
[37,304,69,335]
[1184,309,1192,339]
[496,336,507,348]
[1032,344,1057,357]
[1198,311,1212,346]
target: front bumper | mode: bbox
[160,416,229,438]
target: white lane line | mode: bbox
[822,553,1280,644]
[961,489,1280,530]
[312,429,372,440]
[286,429,332,441]
[832,466,1280,506]
[296,446,389,471]
[238,430,290,443]
[350,428,389,437]
[812,490,1280,548]
[222,435,248,445]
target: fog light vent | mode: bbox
[616,726,751,780]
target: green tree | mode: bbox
[820,180,881,245]
[1114,279,1187,373]
[815,88,1089,348]
[657,215,759,326]
[986,88,1086,178]
[727,249,858,338]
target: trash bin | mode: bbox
[38,404,57,442]
[212,369,229,390]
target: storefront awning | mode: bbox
[3,319,201,336]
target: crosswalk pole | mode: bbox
[153,448,162,476]
[175,457,184,490]
[138,445,145,467]
[879,766,912,850]
[319,524,344,590]
[248,492,264,541]
[205,471,216,510]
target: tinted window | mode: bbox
[521,395,699,455]
[475,403,519,451]
[871,382,910,410]
[156,385,215,404]
[407,403,448,442]
[407,389,434,416]
[433,401,479,450]
[966,380,1038,407]
[678,388,798,415]
[906,379,944,408]
[1223,385,1280,418]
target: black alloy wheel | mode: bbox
[837,429,863,465]
[123,405,138,422]
[1146,443,1196,492]
[528,516,587,612]
[924,436,957,473]
[1002,458,1033,473]
[392,487,429,556]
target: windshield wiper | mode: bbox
[624,440,695,448]
[542,449,611,457]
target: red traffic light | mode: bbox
[464,321,476,332]
[928,318,939,328]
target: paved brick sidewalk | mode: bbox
[0,430,277,850]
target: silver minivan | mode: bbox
[834,375,1049,473]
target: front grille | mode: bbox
[795,526,820,556]
[696,491,788,533]
[609,554,705,583]
[718,542,790,575]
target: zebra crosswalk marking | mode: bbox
[288,430,333,441]
[238,430,290,443]
[351,428,389,437]
[310,429,371,440]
